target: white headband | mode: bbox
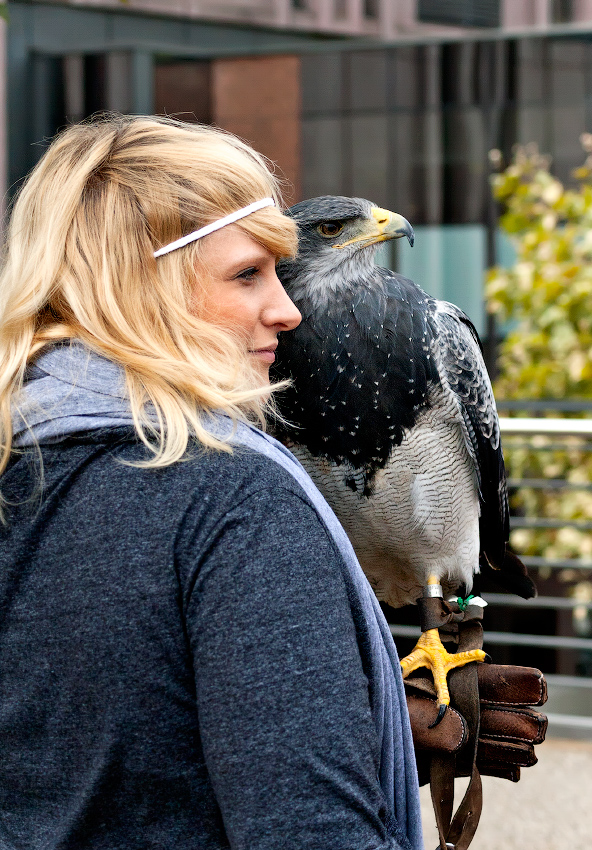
[153,197,276,258]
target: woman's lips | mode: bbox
[250,347,277,364]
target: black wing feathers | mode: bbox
[273,271,439,492]
[434,306,535,598]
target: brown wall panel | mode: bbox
[212,55,302,203]
[154,61,212,124]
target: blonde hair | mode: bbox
[0,114,298,475]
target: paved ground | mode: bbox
[419,737,592,850]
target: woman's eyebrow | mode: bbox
[227,251,271,274]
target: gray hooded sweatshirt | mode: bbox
[1,341,422,850]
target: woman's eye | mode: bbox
[236,266,259,282]
[318,222,344,237]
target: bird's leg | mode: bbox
[400,575,486,726]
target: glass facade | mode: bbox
[417,0,500,28]
[301,35,592,335]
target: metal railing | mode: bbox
[391,408,592,738]
[390,621,592,652]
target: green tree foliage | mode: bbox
[486,141,592,569]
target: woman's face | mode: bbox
[196,225,302,379]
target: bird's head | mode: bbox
[278,196,414,307]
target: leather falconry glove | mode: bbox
[406,663,548,786]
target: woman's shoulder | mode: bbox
[182,442,314,515]
[4,428,326,558]
[104,433,341,585]
[47,427,317,519]
[132,435,309,500]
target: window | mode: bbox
[551,0,574,23]
[418,0,500,28]
[364,0,379,18]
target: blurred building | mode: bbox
[29,0,592,38]
[5,0,592,330]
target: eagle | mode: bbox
[272,195,536,719]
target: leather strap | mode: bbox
[430,753,456,848]
[429,615,484,850]
[446,765,482,850]
[418,596,463,632]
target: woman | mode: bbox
[0,115,422,850]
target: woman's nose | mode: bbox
[265,274,301,331]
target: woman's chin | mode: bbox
[249,355,271,381]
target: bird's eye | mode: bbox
[318,222,345,238]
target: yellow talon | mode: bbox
[400,627,486,711]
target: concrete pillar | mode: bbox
[64,55,85,123]
[106,52,132,113]
[423,44,442,226]
[457,42,476,105]
[393,0,417,32]
[132,50,154,114]
[503,0,552,26]
[502,0,530,27]
[348,0,364,30]
[379,0,397,38]
[317,0,333,29]
[533,0,550,26]
[274,0,291,27]
[103,50,153,116]
[574,0,592,21]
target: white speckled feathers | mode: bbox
[286,388,480,608]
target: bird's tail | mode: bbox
[479,547,537,599]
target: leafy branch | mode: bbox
[487,140,592,575]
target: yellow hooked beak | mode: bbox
[333,207,415,250]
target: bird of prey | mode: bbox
[272,195,536,718]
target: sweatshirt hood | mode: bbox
[13,341,144,447]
